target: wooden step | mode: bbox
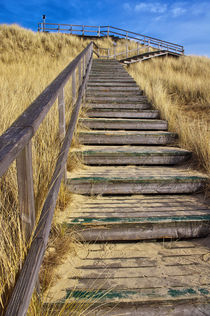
[71,146,191,165]
[46,239,210,314]
[79,130,177,145]
[87,86,141,92]
[79,118,167,130]
[67,166,207,195]
[87,82,139,87]
[86,97,148,103]
[86,109,159,118]
[86,103,151,109]
[88,78,136,83]
[86,90,143,96]
[60,195,210,240]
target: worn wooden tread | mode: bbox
[85,103,151,109]
[60,194,210,240]
[46,239,210,314]
[87,86,141,92]
[86,91,143,97]
[86,97,147,104]
[79,118,168,130]
[86,109,159,118]
[87,82,140,87]
[70,145,191,165]
[79,130,177,145]
[67,166,207,195]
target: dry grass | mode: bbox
[128,56,210,176]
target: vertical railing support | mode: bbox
[148,39,150,52]
[137,42,140,55]
[58,88,67,181]
[126,42,128,58]
[72,70,76,104]
[82,25,84,36]
[16,142,36,242]
[98,26,100,37]
[78,60,82,86]
[58,88,65,141]
[107,26,110,37]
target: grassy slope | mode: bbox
[128,57,210,176]
[0,24,209,314]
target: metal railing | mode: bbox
[38,23,184,55]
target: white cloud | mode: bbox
[171,7,186,17]
[134,2,167,14]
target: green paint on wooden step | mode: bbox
[68,215,210,224]
[65,289,138,300]
[168,288,197,297]
[65,287,209,301]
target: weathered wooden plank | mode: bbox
[79,130,177,145]
[85,103,151,109]
[72,70,76,104]
[58,88,65,141]
[16,141,35,241]
[71,145,191,165]
[86,109,159,118]
[67,166,207,195]
[79,118,168,130]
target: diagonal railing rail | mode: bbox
[2,42,94,316]
[38,23,184,55]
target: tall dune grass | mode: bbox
[128,56,210,176]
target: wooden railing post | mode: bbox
[72,70,76,104]
[137,42,140,54]
[16,141,35,242]
[107,26,110,37]
[98,26,100,37]
[58,88,67,182]
[126,42,128,58]
[58,88,65,141]
[82,25,84,36]
[78,60,82,86]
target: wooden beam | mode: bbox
[16,141,35,242]
[72,70,76,104]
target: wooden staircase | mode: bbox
[120,50,181,64]
[48,59,210,315]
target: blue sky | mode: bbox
[1,0,210,56]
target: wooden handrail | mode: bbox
[37,23,184,54]
[0,43,92,178]
[2,42,93,315]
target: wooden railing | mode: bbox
[1,42,93,316]
[38,23,184,55]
